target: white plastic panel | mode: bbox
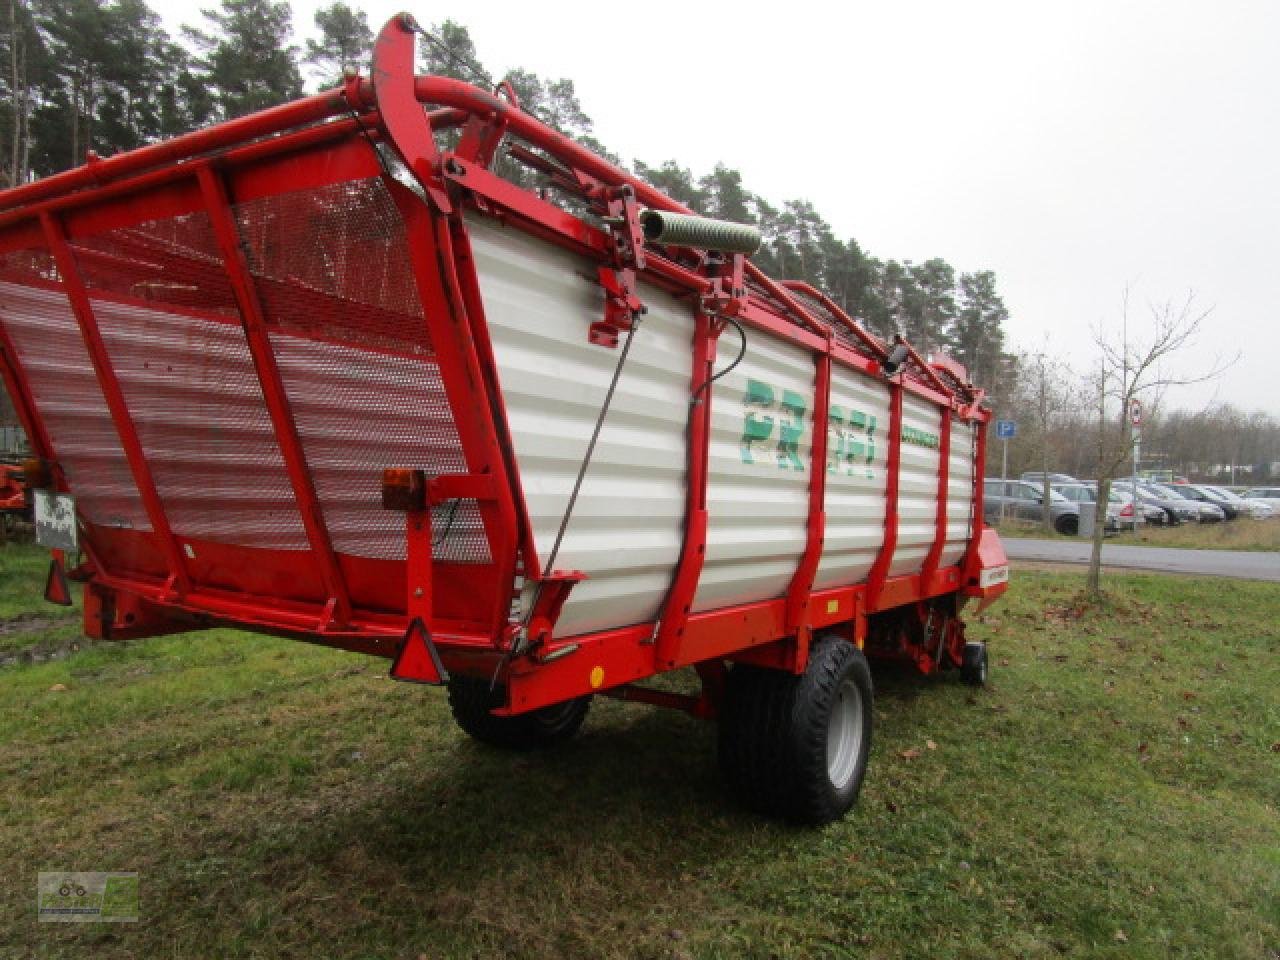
[691,330,814,613]
[814,363,891,590]
[940,419,976,568]
[467,215,691,637]
[889,392,943,577]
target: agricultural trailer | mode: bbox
[0,14,1008,824]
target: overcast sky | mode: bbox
[164,0,1278,414]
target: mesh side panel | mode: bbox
[72,211,241,317]
[270,333,488,562]
[235,177,489,563]
[0,273,151,531]
[88,297,309,550]
[234,178,433,355]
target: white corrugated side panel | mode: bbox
[814,363,891,590]
[691,330,814,613]
[889,392,943,577]
[466,215,691,638]
[939,419,976,567]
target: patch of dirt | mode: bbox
[0,612,79,636]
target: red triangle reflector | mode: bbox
[390,617,448,685]
[44,555,72,606]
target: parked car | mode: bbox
[1199,484,1274,520]
[1155,483,1225,522]
[1088,484,1151,528]
[1136,482,1200,525]
[1244,487,1280,511]
[985,479,1081,534]
[1170,483,1240,520]
[1112,480,1189,526]
[1051,482,1122,531]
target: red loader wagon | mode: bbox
[0,14,1008,824]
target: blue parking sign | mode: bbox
[996,420,1016,439]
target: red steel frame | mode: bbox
[0,13,1008,715]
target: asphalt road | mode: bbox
[1002,537,1280,582]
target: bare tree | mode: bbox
[1084,290,1233,600]
[1015,348,1077,531]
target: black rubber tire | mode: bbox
[960,641,988,686]
[447,675,590,750]
[718,637,874,825]
[1055,514,1079,536]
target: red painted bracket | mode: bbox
[591,185,646,348]
[702,253,748,318]
[526,570,587,651]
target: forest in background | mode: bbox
[1,0,1275,480]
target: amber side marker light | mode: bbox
[381,468,426,511]
[22,457,51,489]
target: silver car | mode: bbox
[984,479,1081,535]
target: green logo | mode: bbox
[38,872,139,923]
[738,378,938,477]
[829,405,877,478]
[740,378,807,471]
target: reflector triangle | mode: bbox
[390,617,448,685]
[44,555,72,607]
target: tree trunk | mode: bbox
[1085,476,1108,600]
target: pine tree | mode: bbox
[951,270,1009,386]
[185,0,302,121]
[304,1,370,85]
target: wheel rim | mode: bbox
[826,677,864,790]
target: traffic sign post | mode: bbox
[995,421,1016,523]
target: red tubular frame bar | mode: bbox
[196,164,353,629]
[785,345,831,644]
[40,211,193,598]
[653,312,717,669]
[865,382,904,611]
[0,16,1005,713]
[921,410,953,588]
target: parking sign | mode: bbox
[995,420,1016,439]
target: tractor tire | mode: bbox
[718,636,874,825]
[1055,514,1079,536]
[960,641,989,687]
[447,675,590,750]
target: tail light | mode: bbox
[1120,503,1133,517]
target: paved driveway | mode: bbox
[1002,538,1280,582]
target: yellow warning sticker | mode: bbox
[589,666,605,689]
[826,600,839,614]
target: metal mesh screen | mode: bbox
[67,211,310,551]
[89,297,310,550]
[234,177,489,563]
[72,211,241,317]
[0,264,152,532]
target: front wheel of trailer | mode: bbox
[447,676,590,750]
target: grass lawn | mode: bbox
[995,516,1280,552]
[0,542,1276,959]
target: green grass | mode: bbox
[995,515,1280,552]
[0,562,1277,958]
[1130,518,1280,552]
[0,541,82,657]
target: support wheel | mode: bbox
[960,641,988,686]
[447,676,590,750]
[718,637,874,825]
[1055,514,1079,536]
